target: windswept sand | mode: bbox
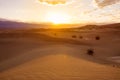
[0,29,120,80]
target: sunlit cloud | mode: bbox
[38,0,73,5]
[94,0,120,8]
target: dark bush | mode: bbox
[79,36,83,39]
[87,49,94,56]
[95,36,100,40]
[54,33,57,36]
[72,35,77,38]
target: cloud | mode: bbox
[38,0,68,5]
[94,0,120,8]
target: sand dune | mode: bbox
[0,28,120,80]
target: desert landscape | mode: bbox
[0,0,120,79]
[0,23,120,80]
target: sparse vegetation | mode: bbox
[54,33,57,36]
[87,49,94,56]
[95,36,100,40]
[79,36,83,39]
[72,35,77,38]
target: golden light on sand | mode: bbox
[46,12,71,24]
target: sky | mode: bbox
[0,0,120,24]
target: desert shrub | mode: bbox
[54,33,57,36]
[113,65,115,67]
[95,36,100,40]
[79,36,83,39]
[72,35,77,38]
[87,49,94,56]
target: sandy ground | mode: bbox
[0,29,120,80]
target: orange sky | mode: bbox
[0,0,120,24]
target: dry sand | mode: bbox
[0,29,120,80]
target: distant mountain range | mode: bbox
[0,18,50,29]
[0,18,120,29]
[78,23,120,30]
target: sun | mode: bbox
[46,12,71,24]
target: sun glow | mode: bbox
[46,12,71,24]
